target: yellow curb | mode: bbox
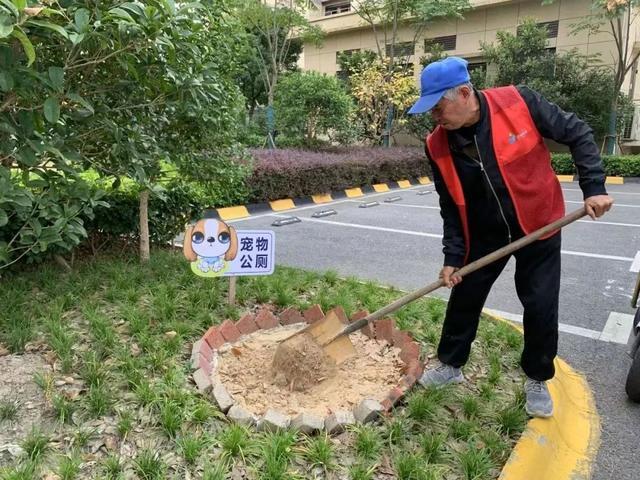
[418,176,432,185]
[556,175,574,183]
[489,316,601,480]
[217,206,249,220]
[269,198,296,211]
[397,179,411,188]
[312,194,333,203]
[605,176,624,185]
[345,187,364,198]
[373,183,390,192]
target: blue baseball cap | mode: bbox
[408,57,470,115]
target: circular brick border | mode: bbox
[189,304,424,434]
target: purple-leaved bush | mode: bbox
[248,147,430,202]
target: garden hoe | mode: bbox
[274,207,588,374]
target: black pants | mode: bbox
[437,232,561,381]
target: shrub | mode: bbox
[247,147,428,202]
[551,154,640,177]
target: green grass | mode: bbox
[0,249,526,479]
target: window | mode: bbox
[336,48,360,63]
[386,42,415,57]
[466,62,486,74]
[324,1,351,16]
[426,35,457,51]
[517,20,559,39]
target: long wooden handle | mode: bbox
[334,207,587,340]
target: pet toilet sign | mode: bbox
[183,217,275,278]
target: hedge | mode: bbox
[247,147,429,202]
[552,153,640,177]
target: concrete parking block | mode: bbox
[255,308,279,329]
[279,307,305,325]
[353,399,383,423]
[220,319,241,343]
[212,383,235,413]
[258,409,290,431]
[303,304,324,324]
[227,405,255,426]
[235,313,258,335]
[192,368,212,394]
[291,412,325,434]
[325,410,355,434]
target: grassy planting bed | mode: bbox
[0,250,527,480]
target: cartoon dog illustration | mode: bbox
[183,219,238,274]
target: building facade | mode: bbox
[302,0,640,148]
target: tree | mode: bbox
[481,19,629,142]
[352,0,470,145]
[274,71,354,147]
[350,59,419,145]
[568,0,640,153]
[239,0,323,147]
[0,0,248,267]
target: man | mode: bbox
[408,57,614,417]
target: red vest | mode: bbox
[426,86,565,263]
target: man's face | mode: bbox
[430,87,473,130]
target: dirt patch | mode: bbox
[0,353,53,466]
[215,324,404,417]
[271,332,336,392]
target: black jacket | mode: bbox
[426,86,607,267]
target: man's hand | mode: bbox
[440,266,462,288]
[584,195,614,220]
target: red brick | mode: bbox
[381,398,393,411]
[191,353,211,374]
[386,386,404,406]
[400,374,417,391]
[220,319,241,343]
[255,308,279,329]
[400,341,421,364]
[374,318,395,342]
[392,329,412,348]
[350,310,368,321]
[279,307,305,325]
[235,313,258,335]
[303,304,324,324]
[192,339,212,361]
[327,306,348,324]
[350,310,374,337]
[203,326,225,350]
[192,368,212,394]
[404,359,424,378]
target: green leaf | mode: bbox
[43,96,60,123]
[28,19,69,39]
[10,28,35,66]
[0,13,14,38]
[0,209,7,227]
[68,32,84,45]
[48,66,64,91]
[108,7,135,23]
[12,0,26,11]
[0,71,13,91]
[74,8,89,32]
[0,0,18,18]
[163,0,176,14]
[17,147,37,166]
[66,92,93,114]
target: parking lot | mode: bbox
[226,180,640,480]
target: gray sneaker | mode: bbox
[418,363,464,388]
[524,378,553,418]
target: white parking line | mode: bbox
[483,308,603,340]
[346,200,440,210]
[566,200,640,208]
[563,188,640,196]
[600,312,635,344]
[272,215,636,263]
[631,251,640,273]
[576,220,640,228]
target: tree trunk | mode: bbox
[605,96,618,155]
[139,189,150,262]
[266,89,275,149]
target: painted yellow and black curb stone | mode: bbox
[489,313,601,480]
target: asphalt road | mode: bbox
[222,180,640,479]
